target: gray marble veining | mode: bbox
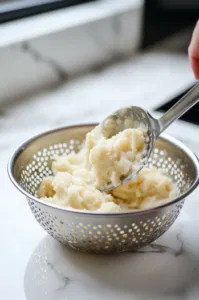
[21,42,69,82]
[0,0,143,106]
[23,219,198,300]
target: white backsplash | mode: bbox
[0,0,143,104]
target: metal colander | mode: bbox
[8,124,199,254]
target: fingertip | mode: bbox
[189,20,199,57]
[189,56,199,79]
[195,72,199,80]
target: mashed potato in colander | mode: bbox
[86,126,146,188]
[38,124,175,212]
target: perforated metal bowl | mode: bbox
[8,124,199,253]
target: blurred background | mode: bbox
[0,0,198,45]
[0,0,96,23]
[0,0,199,145]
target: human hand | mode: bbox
[188,21,199,79]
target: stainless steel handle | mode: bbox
[158,82,199,134]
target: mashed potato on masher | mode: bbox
[38,124,175,212]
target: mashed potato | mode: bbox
[88,127,146,189]
[38,125,175,212]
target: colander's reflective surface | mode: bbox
[8,124,199,253]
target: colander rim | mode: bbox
[8,123,199,216]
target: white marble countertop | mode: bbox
[1,38,199,300]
